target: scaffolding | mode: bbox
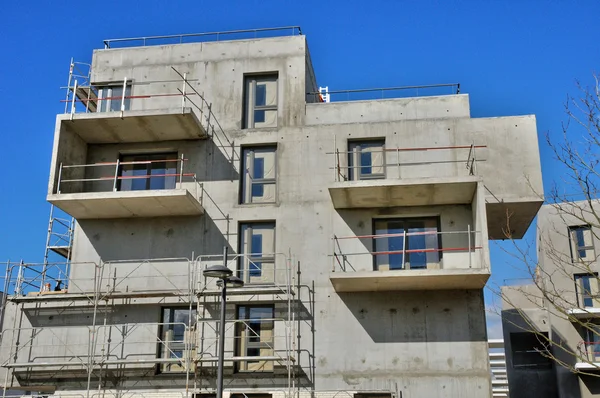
[0,252,317,398]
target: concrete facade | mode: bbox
[0,31,543,398]
[502,201,600,398]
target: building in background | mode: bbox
[502,201,600,398]
[0,27,543,398]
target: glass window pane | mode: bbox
[110,86,123,112]
[254,110,277,128]
[348,140,385,181]
[255,83,267,106]
[360,151,372,175]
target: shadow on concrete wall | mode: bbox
[78,212,233,262]
[197,136,239,183]
[339,289,487,343]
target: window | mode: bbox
[347,140,385,181]
[235,305,274,372]
[575,273,600,308]
[243,75,278,129]
[239,223,275,283]
[585,325,600,362]
[510,332,552,369]
[159,307,197,373]
[241,147,277,204]
[98,84,132,112]
[119,153,177,191]
[373,217,440,271]
[569,225,595,262]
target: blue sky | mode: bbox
[0,1,598,334]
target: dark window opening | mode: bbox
[119,152,178,191]
[510,332,552,369]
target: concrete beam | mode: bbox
[59,107,206,144]
[47,189,203,219]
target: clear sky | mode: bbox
[0,1,598,336]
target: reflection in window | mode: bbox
[239,223,275,283]
[98,84,132,112]
[235,305,274,372]
[243,75,278,129]
[373,217,440,270]
[575,273,600,308]
[569,225,595,262]
[241,147,277,204]
[347,140,385,181]
[159,307,197,373]
[119,153,177,191]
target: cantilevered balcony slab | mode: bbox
[59,107,206,144]
[328,176,479,209]
[567,307,600,320]
[330,268,490,292]
[48,189,203,219]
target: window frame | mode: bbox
[234,304,275,373]
[347,139,386,181]
[243,74,279,129]
[574,273,600,308]
[568,225,595,262]
[157,306,197,374]
[97,83,132,112]
[371,216,442,271]
[239,145,278,204]
[118,152,178,192]
[238,222,276,283]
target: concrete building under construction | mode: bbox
[0,26,543,398]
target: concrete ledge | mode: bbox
[330,268,490,292]
[59,107,207,144]
[567,307,600,319]
[575,362,600,371]
[328,176,479,209]
[486,199,543,240]
[48,189,203,219]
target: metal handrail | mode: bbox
[308,83,460,102]
[103,26,303,49]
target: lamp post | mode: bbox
[203,248,244,398]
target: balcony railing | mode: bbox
[577,341,600,368]
[332,229,483,273]
[329,144,486,182]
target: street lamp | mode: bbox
[203,249,245,398]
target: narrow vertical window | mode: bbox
[569,225,595,262]
[239,222,275,283]
[241,147,277,204]
[575,274,599,308]
[347,140,385,181]
[158,307,197,373]
[243,75,278,129]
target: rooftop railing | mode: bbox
[102,26,303,49]
[308,83,460,103]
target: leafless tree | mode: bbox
[491,74,600,376]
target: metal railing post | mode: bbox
[182,72,187,113]
[120,77,127,117]
[57,163,63,194]
[113,159,120,192]
[402,231,407,269]
[179,153,185,187]
[397,147,400,179]
[70,79,78,119]
[468,224,472,268]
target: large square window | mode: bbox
[243,75,278,129]
[347,140,385,181]
[159,307,197,373]
[119,153,178,191]
[235,305,274,372]
[510,332,552,369]
[239,222,275,283]
[373,217,440,271]
[569,225,595,262]
[241,147,277,204]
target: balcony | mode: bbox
[47,156,203,219]
[61,74,212,144]
[576,341,600,372]
[329,228,490,292]
[327,144,484,209]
